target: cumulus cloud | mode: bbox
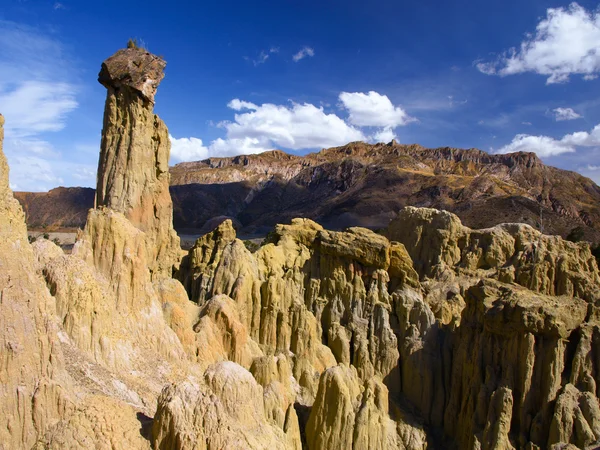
[370,127,397,143]
[339,91,414,128]
[496,123,600,157]
[224,99,365,149]
[292,46,315,62]
[171,90,418,163]
[552,107,582,121]
[228,99,258,111]
[171,98,366,163]
[170,136,210,162]
[495,134,575,157]
[476,3,600,84]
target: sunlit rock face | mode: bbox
[175,207,600,449]
[0,114,72,448]
[95,47,180,280]
[4,45,600,450]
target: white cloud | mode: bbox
[171,91,416,163]
[5,138,56,155]
[228,99,258,111]
[170,135,270,163]
[448,95,468,107]
[339,91,414,128]
[7,154,64,191]
[476,3,600,84]
[562,124,600,146]
[0,21,80,191]
[370,127,397,143]
[2,139,97,192]
[292,46,315,62]
[246,47,279,66]
[552,107,582,121]
[495,134,575,157]
[170,97,372,163]
[0,81,77,138]
[496,123,600,157]
[208,137,270,156]
[253,51,269,66]
[224,99,365,150]
[170,136,210,162]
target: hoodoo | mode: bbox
[95,47,180,278]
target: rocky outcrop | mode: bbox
[152,361,301,449]
[174,206,600,449]
[388,206,600,302]
[95,47,180,279]
[0,114,71,448]
[178,218,411,402]
[42,48,191,372]
[305,365,427,450]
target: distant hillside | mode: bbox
[14,187,95,230]
[16,141,600,242]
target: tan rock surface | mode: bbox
[95,47,180,279]
[152,361,299,450]
[0,114,72,449]
[306,365,427,450]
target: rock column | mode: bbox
[95,47,180,278]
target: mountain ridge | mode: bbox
[17,142,600,243]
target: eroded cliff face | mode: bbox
[172,207,600,449]
[0,114,73,449]
[4,46,600,450]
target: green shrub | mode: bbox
[243,240,260,253]
[43,233,50,240]
[566,226,585,243]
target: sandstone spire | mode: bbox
[95,47,180,278]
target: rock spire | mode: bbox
[95,47,179,278]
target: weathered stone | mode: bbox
[0,114,72,448]
[152,362,300,449]
[96,47,180,279]
[98,47,166,103]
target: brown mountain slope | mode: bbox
[170,141,600,240]
[14,187,95,229]
[16,141,600,242]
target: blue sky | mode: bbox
[1,0,600,191]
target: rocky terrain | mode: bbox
[16,139,600,244]
[2,46,600,450]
